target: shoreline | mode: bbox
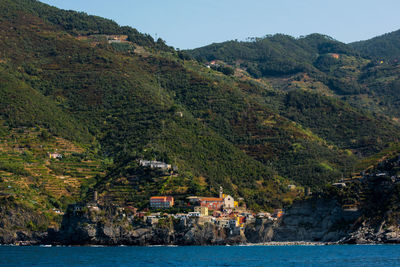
[243,241,336,246]
[3,241,392,247]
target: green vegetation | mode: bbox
[350,29,400,61]
[1,0,400,236]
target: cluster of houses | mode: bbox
[68,159,285,232]
[149,187,236,210]
[137,160,285,229]
[146,187,284,230]
[143,206,284,232]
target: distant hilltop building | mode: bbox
[139,160,171,170]
[150,196,174,208]
[48,152,62,159]
[106,35,128,43]
[330,53,340,59]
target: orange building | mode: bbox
[331,53,340,59]
[199,197,223,210]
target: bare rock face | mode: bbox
[272,199,360,242]
[244,218,277,243]
[5,197,399,245]
[54,206,246,246]
[182,224,224,245]
[341,221,400,244]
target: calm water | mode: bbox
[1,245,400,266]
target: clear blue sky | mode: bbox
[39,0,400,49]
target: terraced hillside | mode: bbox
[0,125,105,234]
[0,0,299,212]
[1,0,400,238]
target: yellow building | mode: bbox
[194,206,208,216]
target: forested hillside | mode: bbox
[0,0,293,215]
[188,32,400,120]
[190,33,400,121]
[350,29,400,61]
[1,0,400,234]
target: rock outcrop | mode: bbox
[2,196,399,245]
[244,218,277,243]
[0,198,50,245]
[272,199,360,242]
[52,205,246,246]
[341,219,400,244]
[51,198,363,245]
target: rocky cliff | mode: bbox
[0,198,50,245]
[2,190,400,245]
[52,205,246,246]
[24,198,363,245]
[272,199,360,242]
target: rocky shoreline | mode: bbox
[2,198,400,246]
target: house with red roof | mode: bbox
[199,197,224,210]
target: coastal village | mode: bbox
[145,187,284,231]
[71,154,400,235]
[71,159,285,233]
[135,160,284,230]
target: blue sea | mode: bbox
[1,245,400,266]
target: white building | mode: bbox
[223,195,235,208]
[219,186,235,209]
[139,160,171,170]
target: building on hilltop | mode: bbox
[48,152,62,159]
[150,196,174,208]
[139,160,171,170]
[106,35,128,43]
[331,53,340,59]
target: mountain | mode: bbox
[188,33,356,77]
[1,0,400,240]
[0,0,295,218]
[188,34,400,150]
[350,29,400,61]
[188,32,400,119]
